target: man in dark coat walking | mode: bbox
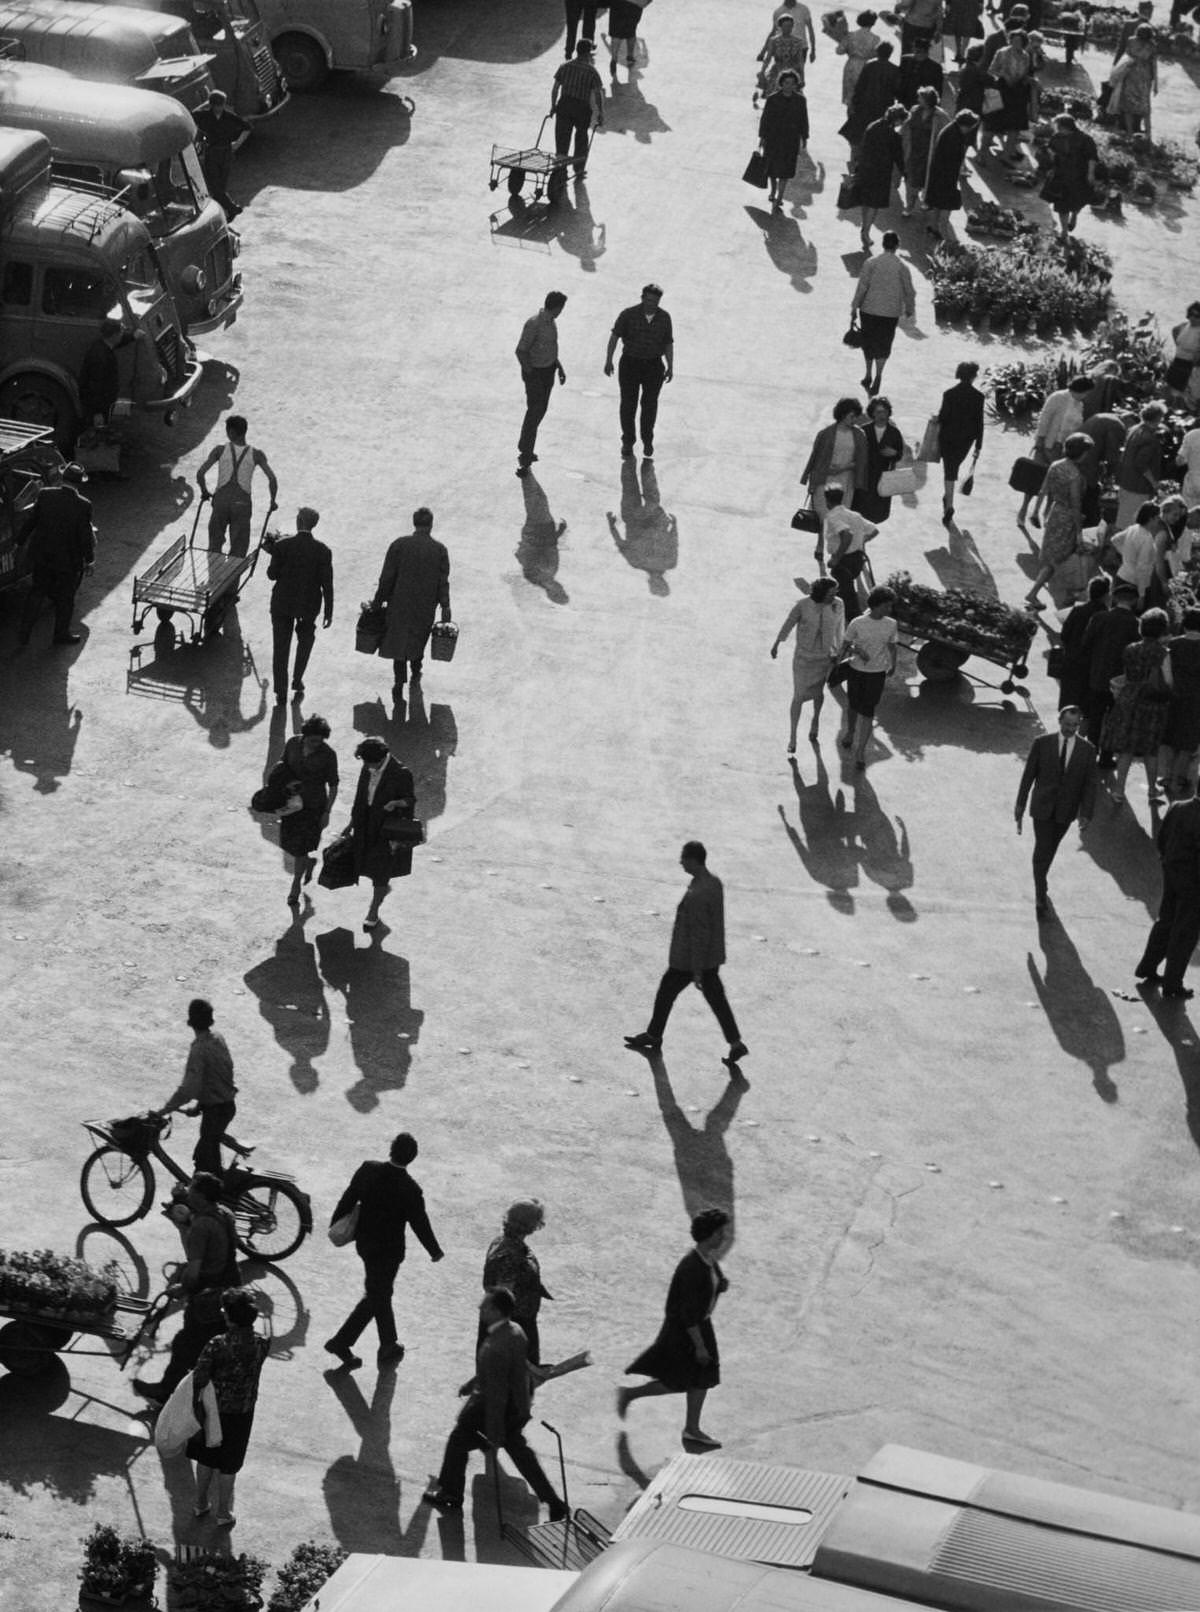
[1080,582,1140,764]
[625,841,748,1065]
[1014,705,1098,918]
[1135,788,1200,998]
[18,462,96,646]
[265,506,333,703]
[373,508,451,697]
[326,1131,443,1369]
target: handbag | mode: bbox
[318,834,357,890]
[842,317,864,349]
[1046,645,1065,679]
[355,602,385,656]
[982,86,1004,115]
[154,1371,200,1456]
[916,416,941,463]
[878,464,918,497]
[328,1204,360,1247]
[1008,455,1047,494]
[960,470,976,497]
[828,658,851,688]
[743,148,769,189]
[836,174,861,211]
[791,501,821,534]
[1165,356,1194,391]
[381,814,427,846]
[250,760,290,815]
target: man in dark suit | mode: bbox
[1015,705,1098,919]
[424,1287,566,1518]
[1081,580,1140,765]
[325,1131,443,1370]
[266,506,333,704]
[373,507,451,698]
[626,841,749,1066]
[1135,788,1200,999]
[18,462,95,646]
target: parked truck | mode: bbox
[254,0,414,93]
[85,0,288,117]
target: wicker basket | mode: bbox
[430,621,459,662]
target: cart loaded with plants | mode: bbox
[0,1248,166,1378]
[886,572,1038,692]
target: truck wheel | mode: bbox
[0,375,76,452]
[273,33,328,91]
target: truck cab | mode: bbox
[0,417,60,593]
[0,63,242,330]
[253,0,414,92]
[89,0,289,117]
[0,127,203,446]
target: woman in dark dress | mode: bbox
[618,1209,731,1449]
[607,0,643,75]
[954,42,990,114]
[1102,608,1174,805]
[345,735,416,932]
[854,395,907,524]
[843,42,899,147]
[278,714,339,907]
[924,109,979,240]
[935,357,985,527]
[855,103,906,251]
[1161,609,1200,797]
[1041,113,1098,240]
[758,70,810,211]
[188,1289,269,1529]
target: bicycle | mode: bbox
[79,1112,312,1263]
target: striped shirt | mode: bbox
[554,57,603,105]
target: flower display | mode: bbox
[80,1525,158,1604]
[928,234,1112,333]
[170,1553,268,1611]
[266,1542,349,1612]
[0,1250,119,1320]
[886,572,1039,662]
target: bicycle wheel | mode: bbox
[80,1146,154,1228]
[230,1178,309,1262]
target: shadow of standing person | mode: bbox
[608,460,677,595]
[777,751,858,913]
[516,474,569,604]
[1138,993,1200,1153]
[315,926,424,1111]
[647,1052,743,1223]
[851,775,916,920]
[322,1368,402,1553]
[1026,923,1126,1104]
[353,692,457,825]
[242,915,331,1094]
[0,647,84,794]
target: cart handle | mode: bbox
[184,497,207,551]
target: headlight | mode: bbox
[181,265,208,294]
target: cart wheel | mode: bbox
[1013,661,1029,679]
[547,165,568,203]
[507,167,526,197]
[916,641,970,682]
[0,1321,61,1377]
[1001,678,1015,694]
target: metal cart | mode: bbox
[489,115,593,204]
[131,503,271,642]
[894,610,1038,695]
[0,1291,170,1379]
[492,1419,612,1570]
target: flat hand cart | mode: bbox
[131,502,274,642]
[887,572,1038,695]
[489,114,594,204]
[0,1291,171,1379]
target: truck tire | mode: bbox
[0,375,76,452]
[273,33,329,91]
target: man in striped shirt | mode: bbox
[550,40,605,176]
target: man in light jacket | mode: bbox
[625,842,748,1065]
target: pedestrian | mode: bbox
[550,40,604,178]
[604,283,674,461]
[954,43,989,114]
[801,397,868,522]
[372,507,452,697]
[758,0,816,71]
[979,27,1035,167]
[896,37,944,105]
[1165,302,1200,406]
[617,1208,732,1451]
[1111,500,1162,609]
[276,715,339,908]
[1151,495,1195,607]
[770,576,845,753]
[132,1172,241,1405]
[1101,607,1174,806]
[821,485,878,622]
[837,10,882,107]
[855,394,907,524]
[16,461,95,647]
[944,0,984,61]
[1078,408,1129,524]
[607,0,645,78]
[562,0,597,56]
[896,0,944,53]
[1014,705,1098,919]
[1018,375,1094,530]
[1057,575,1111,713]
[79,317,123,430]
[850,231,915,395]
[187,1288,270,1529]
[1176,413,1200,502]
[1081,581,1140,763]
[900,87,948,213]
[197,415,278,558]
[1114,402,1165,529]
[843,44,899,149]
[835,583,897,768]
[344,736,417,932]
[1108,22,1157,139]
[516,292,568,479]
[424,1288,567,1519]
[757,70,809,211]
[1040,113,1098,240]
[194,90,249,218]
[265,507,333,704]
[624,841,749,1066]
[759,13,808,96]
[1135,785,1200,998]
[935,358,985,526]
[855,105,906,252]
[482,1200,551,1365]
[325,1131,444,1371]
[1160,608,1200,799]
[1024,434,1089,610]
[156,999,238,1177]
[923,109,979,241]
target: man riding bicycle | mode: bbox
[157,999,238,1177]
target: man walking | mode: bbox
[157,999,238,1177]
[194,89,250,218]
[197,414,278,557]
[17,462,95,647]
[326,1132,444,1370]
[516,292,568,479]
[1135,786,1200,999]
[373,507,451,697]
[562,0,598,56]
[424,1288,566,1519]
[1080,581,1140,764]
[625,842,749,1065]
[550,39,605,176]
[605,283,674,460]
[1014,705,1098,919]
[265,506,333,703]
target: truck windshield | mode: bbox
[122,247,165,302]
[151,148,202,225]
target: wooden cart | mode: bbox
[0,1291,168,1379]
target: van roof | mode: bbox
[6,178,148,260]
[0,0,200,67]
[0,121,50,195]
[0,62,196,164]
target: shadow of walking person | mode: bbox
[646,1051,743,1223]
[516,474,569,604]
[0,645,84,794]
[851,775,916,920]
[552,179,607,272]
[353,691,457,825]
[1081,805,1162,918]
[777,750,858,913]
[1026,922,1125,1104]
[242,916,331,1095]
[1137,992,1200,1153]
[608,460,677,596]
[923,522,999,597]
[744,204,819,294]
[322,1369,402,1554]
[602,75,671,142]
[315,926,424,1111]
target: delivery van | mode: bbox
[254,0,414,92]
[87,0,288,116]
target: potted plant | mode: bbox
[267,1542,349,1612]
[120,1537,158,1603]
[80,1525,129,1606]
[169,1553,268,1612]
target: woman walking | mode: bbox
[618,1209,732,1451]
[981,28,1035,165]
[954,42,990,114]
[278,715,339,907]
[944,0,984,61]
[758,70,809,210]
[607,0,644,77]
[346,736,417,932]
[1025,434,1089,610]
[901,87,948,215]
[482,1200,551,1366]
[1115,402,1165,529]
[187,1289,270,1530]
[1161,609,1200,799]
[838,10,882,105]
[856,104,906,251]
[1166,303,1200,407]
[1040,113,1098,240]
[1108,23,1158,139]
[923,109,979,240]
[760,13,808,95]
[855,395,907,523]
[935,359,985,527]
[850,232,915,395]
[771,578,846,752]
[801,398,868,521]
[1103,608,1174,806]
[836,584,898,768]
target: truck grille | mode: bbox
[206,234,233,295]
[155,327,181,379]
[253,44,278,100]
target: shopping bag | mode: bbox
[836,174,861,210]
[318,835,357,890]
[154,1372,200,1456]
[916,416,941,463]
[743,149,769,189]
[842,317,864,349]
[355,602,385,656]
[430,621,459,662]
[329,1204,360,1247]
[1008,455,1047,494]
[878,465,918,496]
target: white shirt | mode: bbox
[1035,390,1085,451]
[844,612,898,673]
[1179,427,1200,491]
[1114,522,1158,595]
[823,505,875,559]
[1059,734,1075,770]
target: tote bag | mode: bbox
[743,149,769,189]
[328,1204,360,1247]
[916,416,941,463]
[154,1372,200,1456]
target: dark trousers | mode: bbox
[195,1101,237,1176]
[1136,878,1200,990]
[208,486,253,556]
[647,967,741,1043]
[271,611,317,695]
[393,654,425,688]
[19,564,79,642]
[330,1251,402,1349]
[554,97,591,171]
[563,0,597,52]
[518,367,557,463]
[159,1301,225,1395]
[436,1398,559,1506]
[618,356,666,452]
[831,550,866,624]
[1086,688,1114,761]
[202,147,239,215]
[1031,816,1070,902]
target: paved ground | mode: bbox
[3,0,1200,1605]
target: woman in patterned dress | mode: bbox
[1102,608,1174,805]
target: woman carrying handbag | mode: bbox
[344,736,417,932]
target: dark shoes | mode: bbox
[1164,986,1195,999]
[424,1487,463,1513]
[292,681,304,696]
[624,1032,662,1052]
[54,633,82,645]
[727,1040,749,1061]
[621,443,634,458]
[1135,967,1162,984]
[324,1339,363,1370]
[642,446,654,459]
[516,465,530,478]
[378,1343,406,1367]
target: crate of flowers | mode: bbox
[79,1524,158,1607]
[887,572,1039,665]
[170,1551,268,1611]
[0,1250,119,1324]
